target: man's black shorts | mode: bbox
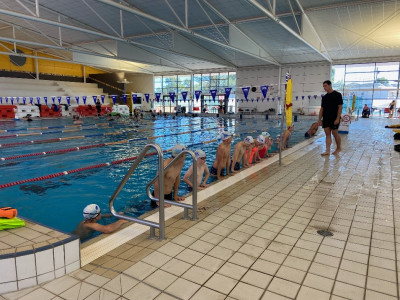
[322,119,340,130]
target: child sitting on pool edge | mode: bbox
[183,149,209,191]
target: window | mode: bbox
[332,62,399,113]
[153,72,237,113]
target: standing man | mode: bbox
[319,80,343,155]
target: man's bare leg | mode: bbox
[321,127,331,155]
[332,129,341,155]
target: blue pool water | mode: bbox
[0,115,315,235]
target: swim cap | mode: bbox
[304,132,310,138]
[276,134,281,138]
[221,131,233,140]
[262,132,270,138]
[195,149,206,160]
[244,136,254,144]
[257,135,265,144]
[171,144,186,157]
[83,204,100,220]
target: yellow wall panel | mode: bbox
[0,42,106,77]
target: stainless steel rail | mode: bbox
[147,149,198,221]
[109,143,166,240]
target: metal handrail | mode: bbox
[109,143,165,240]
[146,149,197,221]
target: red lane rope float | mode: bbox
[0,135,224,189]
[0,127,261,189]
[0,121,225,148]
[0,126,219,161]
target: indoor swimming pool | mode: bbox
[0,115,316,236]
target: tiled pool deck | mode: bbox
[2,117,400,300]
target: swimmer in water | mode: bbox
[72,204,128,240]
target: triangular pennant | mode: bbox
[260,85,269,99]
[225,87,232,99]
[169,92,175,102]
[181,91,188,102]
[242,87,250,101]
[145,94,150,103]
[194,90,201,101]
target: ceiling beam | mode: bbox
[247,0,332,63]
[0,8,226,70]
[293,0,331,61]
[95,0,280,65]
[201,0,280,65]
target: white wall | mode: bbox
[236,63,331,114]
[126,74,154,111]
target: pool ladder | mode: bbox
[109,143,197,240]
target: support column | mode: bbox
[34,51,39,80]
[83,65,86,83]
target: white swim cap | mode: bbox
[171,144,186,157]
[221,131,233,140]
[257,135,265,144]
[262,132,270,138]
[244,136,254,144]
[276,134,281,138]
[194,149,206,160]
[83,204,100,220]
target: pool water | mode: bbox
[0,115,315,235]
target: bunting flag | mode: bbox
[52,96,56,104]
[82,96,87,104]
[314,95,317,99]
[36,97,40,105]
[0,97,2,104]
[194,90,201,101]
[267,98,270,102]
[260,85,269,99]
[308,95,311,101]
[285,77,293,127]
[30,97,34,105]
[241,99,244,102]
[321,94,324,98]
[242,87,250,101]
[92,95,97,104]
[251,98,254,102]
[225,87,232,99]
[101,95,105,104]
[155,93,161,102]
[302,96,305,100]
[23,97,26,105]
[272,97,275,102]
[295,96,298,101]
[169,92,175,102]
[278,97,281,101]
[181,91,188,102]
[44,97,48,105]
[123,94,127,103]
[66,96,71,105]
[5,97,8,103]
[57,96,62,104]
[11,97,14,104]
[132,94,137,104]
[111,95,117,104]
[16,97,20,104]
[210,89,217,101]
[145,94,150,103]
[75,96,80,105]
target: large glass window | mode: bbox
[332,62,399,115]
[153,72,236,113]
